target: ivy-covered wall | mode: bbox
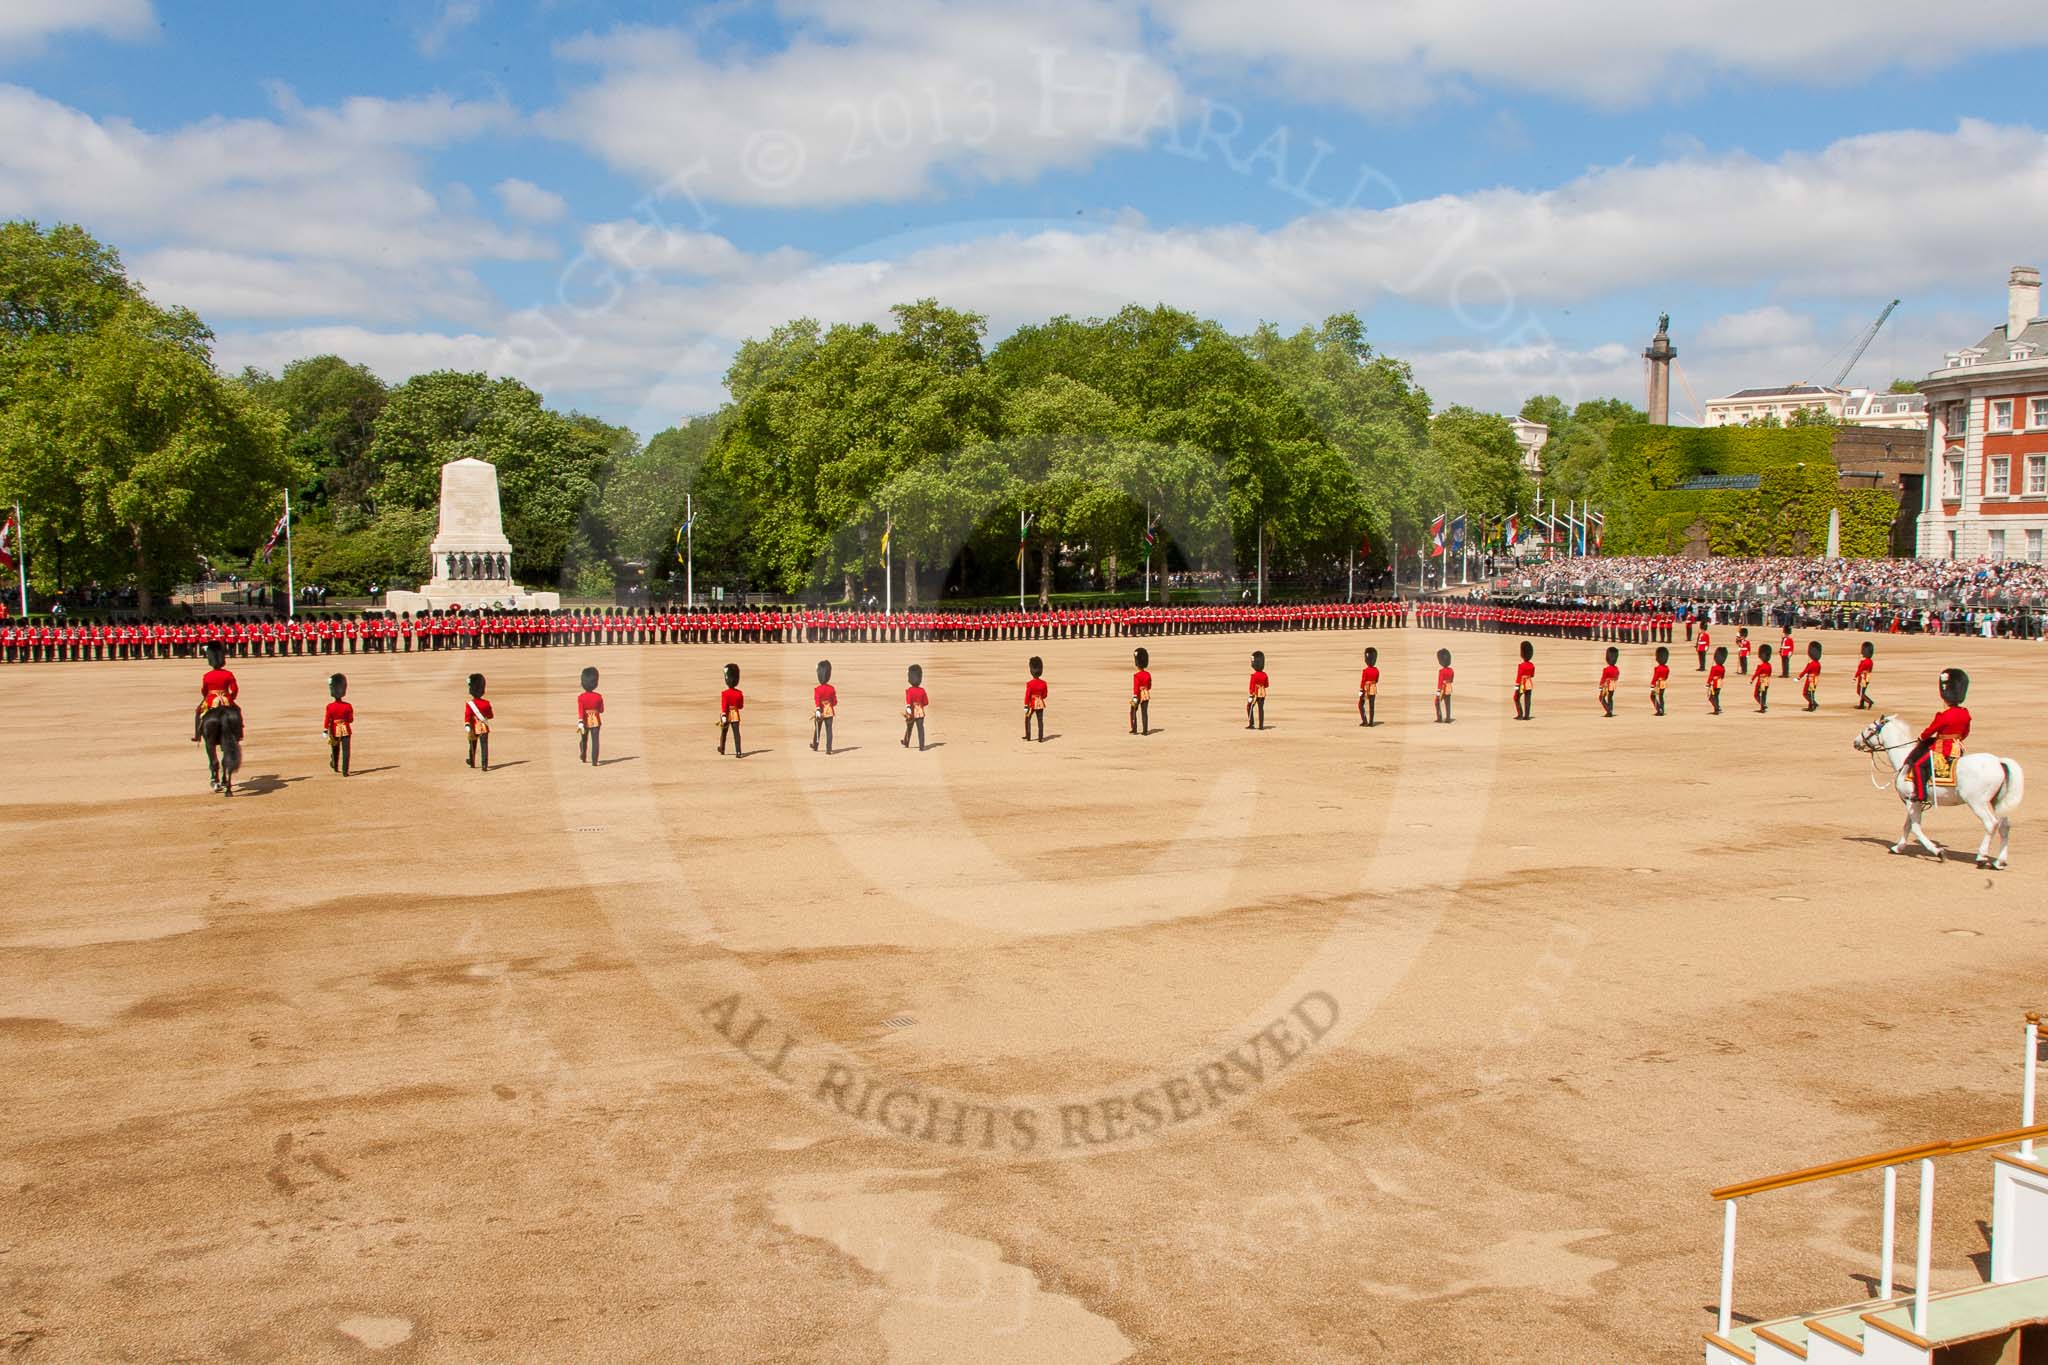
[1600,426,1898,558]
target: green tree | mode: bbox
[366,371,618,586]
[1429,406,1530,524]
[237,356,387,511]
[0,221,291,611]
[1888,378,1921,394]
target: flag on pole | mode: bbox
[0,511,15,572]
[259,505,289,562]
[1017,512,1034,567]
[1505,513,1519,548]
[1429,514,1446,557]
[1143,519,1158,548]
[880,520,891,557]
[1449,514,1467,554]
[674,512,695,564]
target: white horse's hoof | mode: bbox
[1889,843,1906,855]
[1996,859,2010,870]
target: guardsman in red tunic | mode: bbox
[465,673,494,770]
[577,666,604,766]
[1023,655,1048,742]
[194,641,239,741]
[718,662,745,758]
[1737,627,1751,675]
[1246,650,1269,730]
[1650,646,1670,716]
[1130,647,1152,736]
[811,659,838,755]
[1598,646,1619,718]
[902,663,930,750]
[1434,648,1454,724]
[1855,640,1875,710]
[324,673,354,776]
[1707,646,1727,714]
[1513,640,1534,722]
[1752,644,1772,713]
[1695,625,1710,672]
[1779,629,1794,678]
[1904,668,1972,807]
[1799,641,1822,712]
[1360,646,1382,727]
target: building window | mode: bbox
[1950,403,1970,435]
[1990,528,2007,561]
[1992,400,2015,432]
[2031,397,2048,429]
[1992,456,2011,495]
[2030,454,2048,496]
[1945,457,1964,499]
[1948,530,1959,558]
[2031,529,2044,564]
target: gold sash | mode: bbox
[330,721,351,738]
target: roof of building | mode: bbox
[1717,385,1836,400]
[1958,317,2048,363]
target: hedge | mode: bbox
[1600,426,1896,558]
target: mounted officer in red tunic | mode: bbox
[1904,669,1972,807]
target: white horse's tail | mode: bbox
[1994,759,2025,818]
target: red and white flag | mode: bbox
[1429,515,1446,558]
[0,511,16,572]
[259,506,288,562]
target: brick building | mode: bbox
[1918,266,2048,562]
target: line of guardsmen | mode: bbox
[1415,599,1682,641]
[0,599,1412,663]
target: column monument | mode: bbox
[1645,312,1676,425]
[382,457,560,613]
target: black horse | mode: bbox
[200,702,244,795]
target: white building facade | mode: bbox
[1702,385,1927,429]
[1917,267,2048,562]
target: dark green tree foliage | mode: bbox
[365,371,625,586]
[237,356,387,510]
[0,221,292,610]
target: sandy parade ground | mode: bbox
[2,625,2044,1363]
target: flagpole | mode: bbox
[282,489,296,618]
[1018,508,1026,610]
[883,514,892,617]
[12,499,26,616]
[686,492,694,609]
[1143,500,1151,604]
[1256,521,1265,606]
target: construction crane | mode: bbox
[1823,298,1900,388]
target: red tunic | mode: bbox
[1248,669,1269,697]
[1650,663,1670,690]
[323,700,354,736]
[1024,677,1048,709]
[577,690,604,725]
[1436,666,1454,694]
[719,687,744,718]
[1707,663,1726,693]
[812,683,837,712]
[1599,664,1619,690]
[904,685,930,713]
[1921,706,1970,755]
[465,697,494,729]
[200,667,238,702]
[1360,665,1381,692]
[1131,669,1152,699]
[1514,660,1534,691]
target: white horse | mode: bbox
[1853,716,2023,868]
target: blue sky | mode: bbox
[6,0,2046,437]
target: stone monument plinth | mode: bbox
[381,457,561,614]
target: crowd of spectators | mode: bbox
[1486,556,2048,638]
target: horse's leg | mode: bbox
[1893,801,1914,855]
[1998,816,2012,870]
[1971,795,1998,865]
[1913,799,1944,857]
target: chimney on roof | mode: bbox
[2011,266,2041,341]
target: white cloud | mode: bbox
[0,0,152,55]
[191,119,2048,432]
[418,0,483,57]
[540,0,1183,207]
[0,85,546,323]
[1149,0,2048,111]
[1695,306,1816,351]
[495,176,568,223]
